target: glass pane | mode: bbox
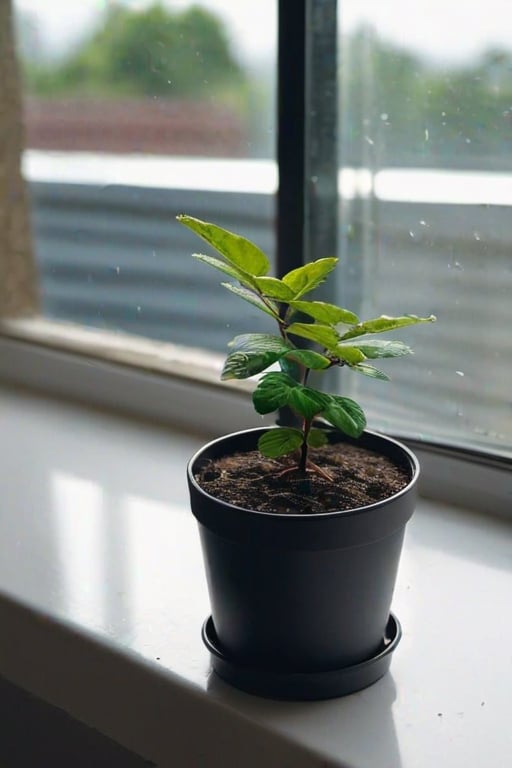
[14,0,277,351]
[338,1,512,457]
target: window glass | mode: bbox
[338,1,512,456]
[13,0,277,351]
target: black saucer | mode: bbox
[202,613,401,700]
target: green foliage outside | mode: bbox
[178,215,435,474]
[23,2,245,101]
[342,26,512,168]
[20,5,512,164]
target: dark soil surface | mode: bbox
[195,442,411,514]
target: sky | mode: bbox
[14,0,512,66]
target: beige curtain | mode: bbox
[0,0,38,317]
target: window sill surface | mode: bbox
[0,384,510,768]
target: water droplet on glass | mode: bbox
[380,113,389,121]
[311,175,318,183]
[456,370,465,377]
[137,306,142,313]
[419,220,428,227]
[473,232,481,241]
[364,136,374,145]
[424,128,429,141]
[115,267,120,275]
[409,230,415,238]
[454,261,463,269]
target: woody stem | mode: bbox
[299,417,312,473]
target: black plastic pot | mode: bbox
[187,427,419,699]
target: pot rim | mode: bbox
[188,426,419,521]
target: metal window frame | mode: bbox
[276,0,339,424]
[277,0,338,276]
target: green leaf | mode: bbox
[221,283,279,319]
[284,349,331,370]
[254,277,295,301]
[307,428,328,448]
[346,339,413,359]
[282,258,338,298]
[288,387,331,420]
[221,351,284,380]
[228,333,290,355]
[225,332,316,380]
[252,373,331,420]
[286,322,340,351]
[192,253,255,289]
[258,428,304,458]
[177,215,270,276]
[252,372,296,414]
[289,300,359,326]
[322,396,366,438]
[350,363,390,381]
[340,314,437,341]
[279,355,301,380]
[332,346,367,365]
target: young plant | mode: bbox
[178,214,436,475]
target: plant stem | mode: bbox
[299,417,312,473]
[297,365,313,472]
[253,288,283,325]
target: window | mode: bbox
[337,1,512,458]
[13,0,277,351]
[3,0,511,468]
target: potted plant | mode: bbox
[178,214,436,700]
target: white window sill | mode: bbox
[0,383,511,767]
